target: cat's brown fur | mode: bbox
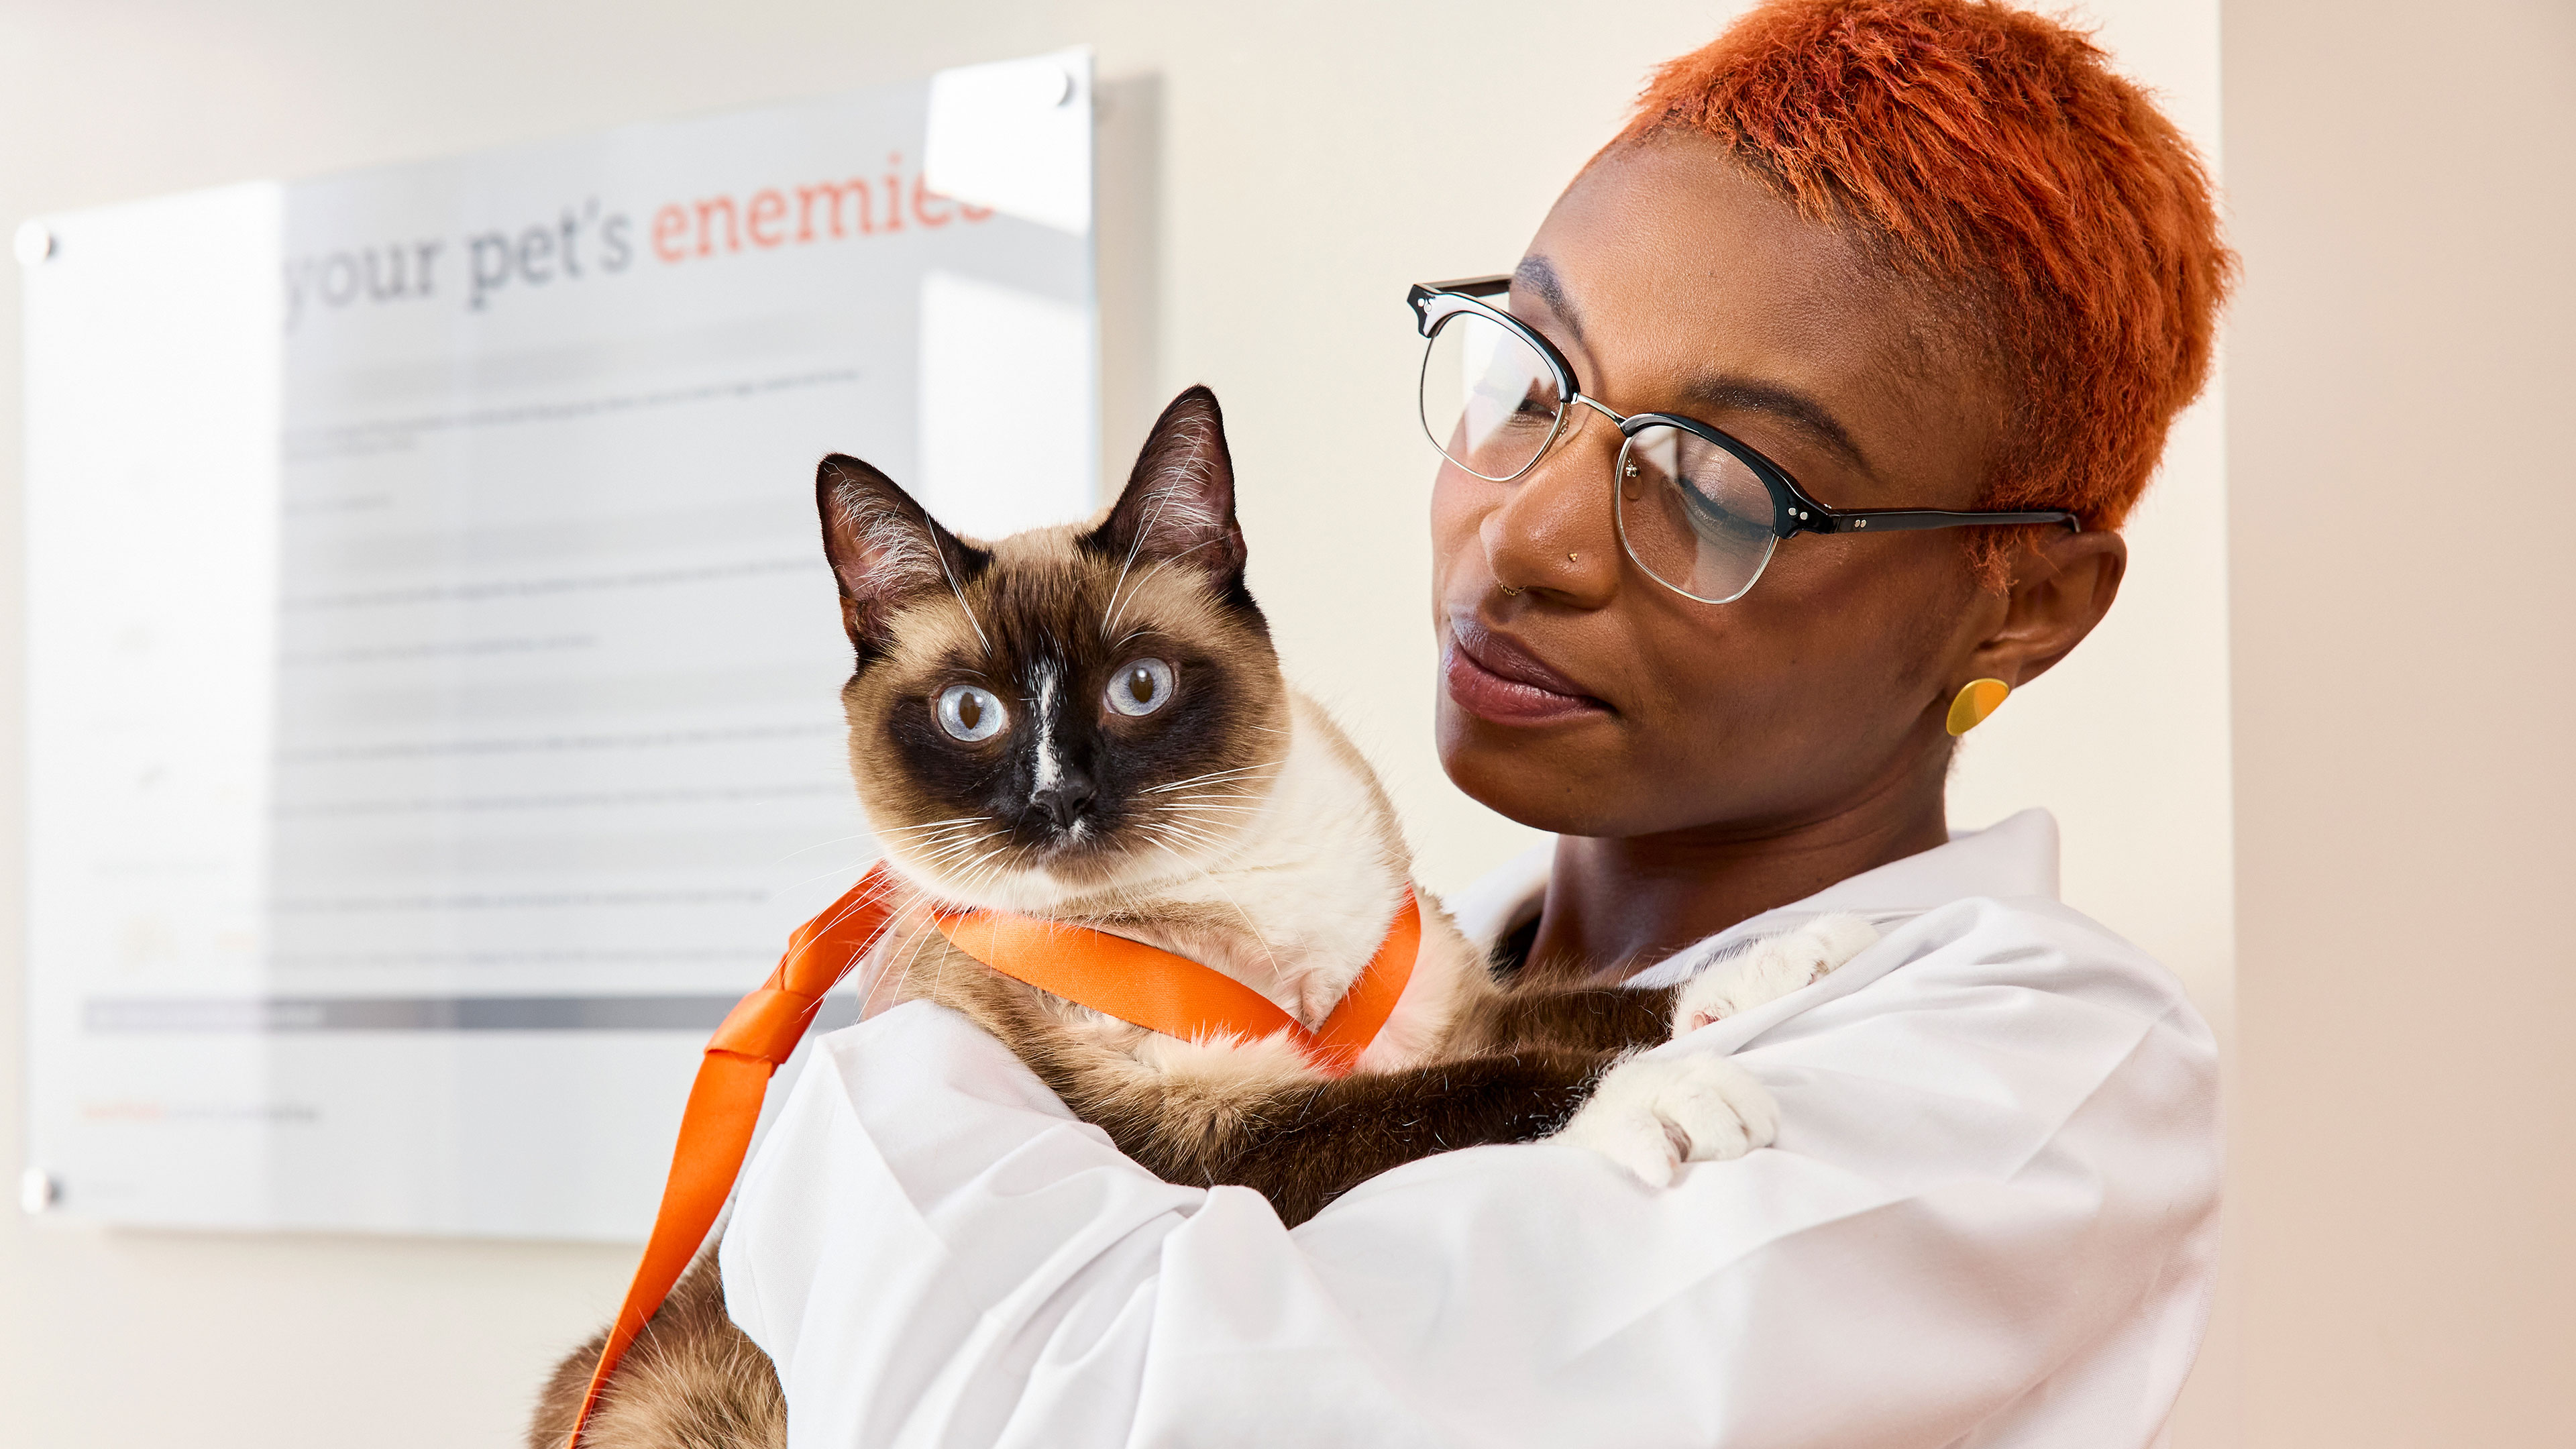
[534,388,1768,1448]
[529,1258,782,1449]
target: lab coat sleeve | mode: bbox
[718,899,2222,1449]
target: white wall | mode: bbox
[0,2,2232,1443]
[2224,1,2576,1443]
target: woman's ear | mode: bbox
[1960,527,2128,689]
[1079,385,1250,588]
[815,453,988,661]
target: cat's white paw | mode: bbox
[1672,912,1880,1038]
[1551,1053,1779,1187]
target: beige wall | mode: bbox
[2224,0,2576,1444]
[2,1,2239,1443]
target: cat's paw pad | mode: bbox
[1550,1053,1779,1187]
[1672,912,1880,1038]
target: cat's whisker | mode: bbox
[875,814,987,838]
[769,829,886,865]
[910,839,993,864]
[1145,822,1230,859]
[1142,783,1262,804]
[929,531,994,656]
[1154,819,1250,849]
[918,837,1008,871]
[1141,759,1285,795]
[1138,836,1215,883]
[775,854,895,894]
[1102,535,1222,640]
[1150,812,1256,840]
[1154,835,1231,866]
[1156,820,1255,841]
[887,830,980,850]
[785,869,910,959]
[1156,786,1265,806]
[947,843,1017,883]
[1097,485,1171,638]
[911,847,1005,882]
[1142,820,1214,847]
[880,908,957,1009]
[896,815,992,833]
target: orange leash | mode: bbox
[564,872,1419,1446]
[560,862,900,1448]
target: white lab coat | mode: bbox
[722,809,2220,1448]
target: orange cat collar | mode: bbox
[931,890,1419,1076]
[564,864,1421,1446]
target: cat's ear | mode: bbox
[816,454,985,659]
[1080,386,1248,586]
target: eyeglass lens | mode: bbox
[1615,423,1780,604]
[1419,308,1566,482]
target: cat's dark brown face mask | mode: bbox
[818,387,1289,912]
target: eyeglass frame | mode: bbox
[1407,275,2080,587]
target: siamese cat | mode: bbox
[531,386,1876,1449]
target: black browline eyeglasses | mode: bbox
[1409,275,2078,605]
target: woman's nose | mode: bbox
[1481,412,1623,606]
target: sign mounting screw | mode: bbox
[15,221,56,266]
[21,1167,60,1214]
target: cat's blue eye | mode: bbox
[936,684,1007,742]
[1106,658,1176,718]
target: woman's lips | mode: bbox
[1444,619,1612,726]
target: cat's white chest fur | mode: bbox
[1056,691,1483,1080]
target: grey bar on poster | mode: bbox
[83,994,762,1032]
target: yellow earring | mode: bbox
[1945,678,2011,736]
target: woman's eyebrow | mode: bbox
[1678,374,1873,478]
[1512,255,1585,340]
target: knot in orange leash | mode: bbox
[564,865,1420,1446]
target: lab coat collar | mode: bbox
[1441,809,2062,988]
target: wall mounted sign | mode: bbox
[19,50,1096,1238]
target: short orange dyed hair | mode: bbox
[1616,0,2232,569]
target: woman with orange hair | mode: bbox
[725,1,2231,1442]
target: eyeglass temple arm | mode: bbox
[1409,277,1512,329]
[1419,275,1513,298]
[1811,508,2082,535]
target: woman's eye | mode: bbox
[935,684,1007,742]
[1105,658,1176,718]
